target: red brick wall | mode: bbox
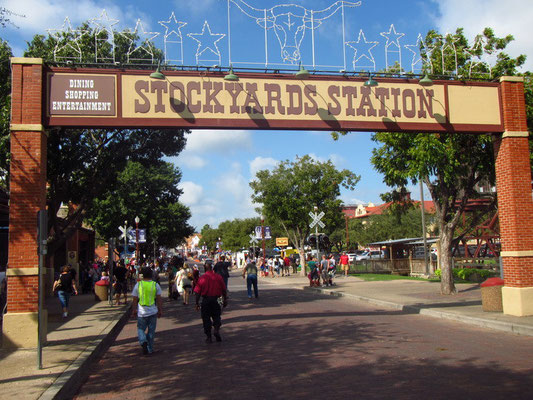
[494,79,533,287]
[7,61,46,312]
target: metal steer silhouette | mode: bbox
[231,0,361,64]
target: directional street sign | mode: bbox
[309,211,325,229]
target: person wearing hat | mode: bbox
[131,266,163,355]
[194,260,228,343]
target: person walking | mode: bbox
[113,260,129,305]
[53,265,78,318]
[340,251,349,277]
[194,260,228,343]
[214,255,231,289]
[131,267,163,355]
[320,255,329,286]
[242,259,259,299]
[290,254,298,274]
[283,255,291,276]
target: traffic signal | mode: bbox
[306,234,317,246]
[319,234,331,249]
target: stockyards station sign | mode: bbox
[45,68,504,133]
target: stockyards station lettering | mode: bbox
[46,69,503,133]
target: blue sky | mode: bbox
[1,0,532,231]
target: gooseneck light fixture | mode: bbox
[224,66,239,81]
[419,73,434,87]
[150,62,165,80]
[295,63,310,79]
[363,74,378,87]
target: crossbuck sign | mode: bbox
[309,211,325,229]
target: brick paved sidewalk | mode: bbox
[0,293,129,400]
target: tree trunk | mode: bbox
[299,246,307,276]
[439,225,456,295]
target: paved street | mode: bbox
[75,271,533,400]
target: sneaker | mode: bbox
[62,312,68,318]
[142,342,148,355]
[214,332,222,342]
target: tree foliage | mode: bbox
[199,217,282,253]
[250,155,359,274]
[0,39,12,188]
[87,161,194,249]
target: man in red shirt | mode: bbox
[194,260,228,343]
[340,252,349,277]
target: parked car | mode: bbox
[347,250,364,262]
[356,250,385,261]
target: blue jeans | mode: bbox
[57,290,70,309]
[246,274,258,298]
[137,314,157,353]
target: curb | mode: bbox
[38,306,131,400]
[305,286,533,337]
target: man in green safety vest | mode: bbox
[131,266,163,355]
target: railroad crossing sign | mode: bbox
[118,225,133,240]
[249,233,259,245]
[309,211,325,229]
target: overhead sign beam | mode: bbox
[45,67,504,134]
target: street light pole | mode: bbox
[314,206,319,261]
[419,180,429,275]
[135,216,140,264]
[123,220,128,261]
[261,215,266,260]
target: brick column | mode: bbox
[494,76,533,316]
[2,58,47,348]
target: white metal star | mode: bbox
[127,19,160,63]
[346,29,379,71]
[47,17,85,62]
[159,11,188,64]
[91,9,119,63]
[380,24,404,71]
[405,33,426,73]
[465,35,494,78]
[188,20,225,65]
[441,33,459,76]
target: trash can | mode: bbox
[480,277,504,312]
[94,280,109,301]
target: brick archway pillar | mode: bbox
[2,58,47,348]
[494,76,533,316]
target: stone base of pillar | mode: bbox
[2,310,47,348]
[502,286,533,316]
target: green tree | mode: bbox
[250,155,359,275]
[370,28,525,294]
[0,39,12,189]
[87,161,194,251]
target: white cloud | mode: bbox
[185,130,252,154]
[180,154,207,169]
[2,0,157,44]
[178,181,203,206]
[432,0,533,70]
[249,156,279,177]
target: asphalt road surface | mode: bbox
[75,271,533,400]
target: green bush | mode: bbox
[434,268,497,282]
